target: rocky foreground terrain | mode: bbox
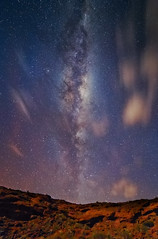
[0,186,158,238]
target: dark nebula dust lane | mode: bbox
[0,0,158,203]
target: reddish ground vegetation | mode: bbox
[0,186,158,238]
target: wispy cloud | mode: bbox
[117,0,158,126]
[91,117,109,137]
[123,94,148,126]
[111,178,138,199]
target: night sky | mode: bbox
[0,0,158,204]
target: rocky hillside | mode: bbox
[0,186,158,238]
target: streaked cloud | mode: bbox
[11,89,31,121]
[9,144,23,158]
[119,60,137,89]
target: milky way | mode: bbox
[59,0,93,201]
[0,0,158,203]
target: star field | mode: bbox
[0,0,158,203]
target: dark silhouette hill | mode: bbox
[0,186,158,238]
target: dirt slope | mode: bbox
[0,186,158,238]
